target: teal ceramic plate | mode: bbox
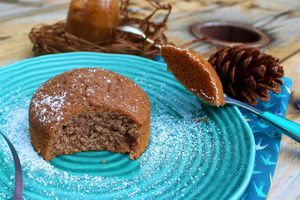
[0,52,255,200]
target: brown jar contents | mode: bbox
[66,0,120,43]
[161,45,225,107]
[29,68,151,161]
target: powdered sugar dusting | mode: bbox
[0,94,219,199]
[31,91,67,123]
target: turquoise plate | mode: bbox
[0,52,255,200]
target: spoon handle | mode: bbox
[225,96,300,142]
[259,111,300,142]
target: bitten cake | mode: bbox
[29,68,151,161]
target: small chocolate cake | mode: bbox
[29,68,151,160]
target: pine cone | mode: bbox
[208,46,284,105]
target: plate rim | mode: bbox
[230,106,255,200]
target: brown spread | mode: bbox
[161,45,225,107]
[66,0,119,43]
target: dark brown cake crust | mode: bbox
[29,68,151,160]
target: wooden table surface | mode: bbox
[0,0,299,199]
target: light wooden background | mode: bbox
[0,0,299,199]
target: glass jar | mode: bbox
[66,0,120,44]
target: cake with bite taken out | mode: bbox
[29,68,151,161]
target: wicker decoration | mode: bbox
[29,0,172,58]
[208,46,284,105]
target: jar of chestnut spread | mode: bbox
[66,0,120,43]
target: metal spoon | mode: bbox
[118,25,300,142]
[225,95,300,142]
[118,25,161,49]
